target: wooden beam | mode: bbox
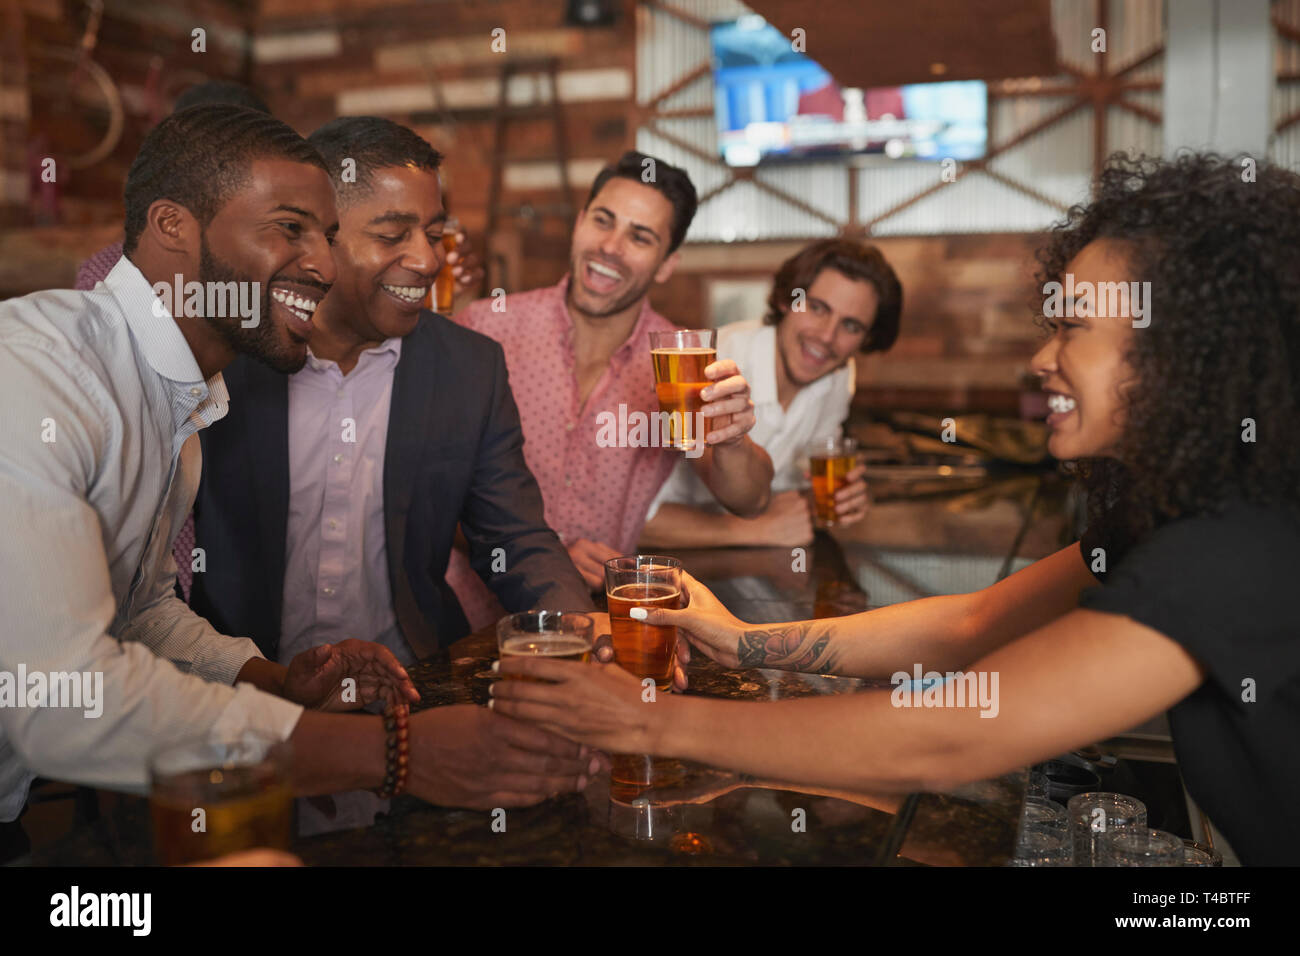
[646,62,710,111]
[1112,97,1161,125]
[978,166,1069,214]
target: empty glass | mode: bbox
[1182,839,1223,866]
[1101,827,1185,867]
[1021,795,1068,834]
[1067,792,1147,866]
[1012,824,1073,866]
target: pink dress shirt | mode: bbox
[446,276,681,628]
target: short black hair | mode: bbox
[308,116,443,204]
[123,104,326,255]
[174,80,270,115]
[585,150,698,254]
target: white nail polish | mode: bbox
[629,607,648,620]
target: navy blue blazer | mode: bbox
[190,310,592,660]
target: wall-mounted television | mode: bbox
[710,15,988,167]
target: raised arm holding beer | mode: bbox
[444,151,773,631]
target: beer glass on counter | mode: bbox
[433,215,461,313]
[149,731,292,865]
[496,610,594,682]
[806,435,858,528]
[650,329,716,451]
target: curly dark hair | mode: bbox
[1036,152,1300,548]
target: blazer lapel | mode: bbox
[384,318,440,657]
[240,360,291,639]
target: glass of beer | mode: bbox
[604,555,683,690]
[149,731,293,865]
[806,435,858,528]
[496,610,594,681]
[650,329,717,451]
[433,215,461,312]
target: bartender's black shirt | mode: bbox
[1078,500,1300,866]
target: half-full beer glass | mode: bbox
[806,435,858,528]
[149,731,292,865]
[496,610,594,682]
[650,329,716,451]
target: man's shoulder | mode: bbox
[456,284,563,336]
[408,309,506,361]
[0,286,124,376]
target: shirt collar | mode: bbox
[105,256,207,386]
[303,335,403,374]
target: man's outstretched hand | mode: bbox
[283,639,420,711]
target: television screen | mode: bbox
[710,15,988,167]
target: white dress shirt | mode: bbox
[0,257,302,822]
[647,317,856,518]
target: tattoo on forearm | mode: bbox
[737,624,839,674]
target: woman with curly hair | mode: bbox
[491,153,1300,866]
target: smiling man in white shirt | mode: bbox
[640,239,902,549]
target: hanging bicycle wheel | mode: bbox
[26,44,125,170]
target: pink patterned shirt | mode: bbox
[446,276,681,627]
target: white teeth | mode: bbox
[383,284,425,302]
[1047,394,1077,414]
[272,289,318,314]
[588,261,621,280]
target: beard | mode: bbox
[199,237,307,374]
[567,256,655,319]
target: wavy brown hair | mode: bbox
[764,238,902,353]
[1036,152,1300,547]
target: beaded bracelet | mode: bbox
[375,703,410,798]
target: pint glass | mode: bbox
[604,555,683,690]
[806,436,858,528]
[149,731,293,865]
[496,610,594,682]
[649,329,716,451]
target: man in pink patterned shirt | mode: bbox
[448,151,773,626]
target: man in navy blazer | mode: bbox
[192,117,600,826]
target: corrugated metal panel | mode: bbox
[1270,0,1300,171]
[1107,0,1165,72]
[1106,102,1162,160]
[637,119,729,196]
[1052,0,1099,75]
[755,162,849,222]
[870,172,1064,235]
[686,178,838,241]
[988,103,1092,208]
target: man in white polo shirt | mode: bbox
[640,239,902,548]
